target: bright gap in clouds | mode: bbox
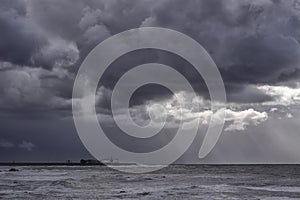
[126,91,269,132]
[95,83,300,134]
[257,85,300,106]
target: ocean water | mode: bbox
[0,165,300,199]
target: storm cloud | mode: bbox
[1,0,300,163]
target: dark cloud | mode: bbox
[1,0,300,162]
[0,1,46,66]
[0,0,79,70]
[223,34,300,84]
[0,0,299,116]
[145,0,300,85]
[0,66,72,119]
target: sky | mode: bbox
[1,0,300,163]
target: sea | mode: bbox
[1,165,300,199]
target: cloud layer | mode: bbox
[1,0,300,162]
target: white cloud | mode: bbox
[118,91,268,132]
[257,85,300,106]
[270,107,278,112]
[224,109,268,132]
[286,113,293,118]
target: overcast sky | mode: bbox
[1,0,300,163]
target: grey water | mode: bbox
[1,165,300,199]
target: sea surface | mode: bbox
[1,165,300,199]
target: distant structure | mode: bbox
[80,159,103,165]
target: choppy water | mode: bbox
[0,165,300,199]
